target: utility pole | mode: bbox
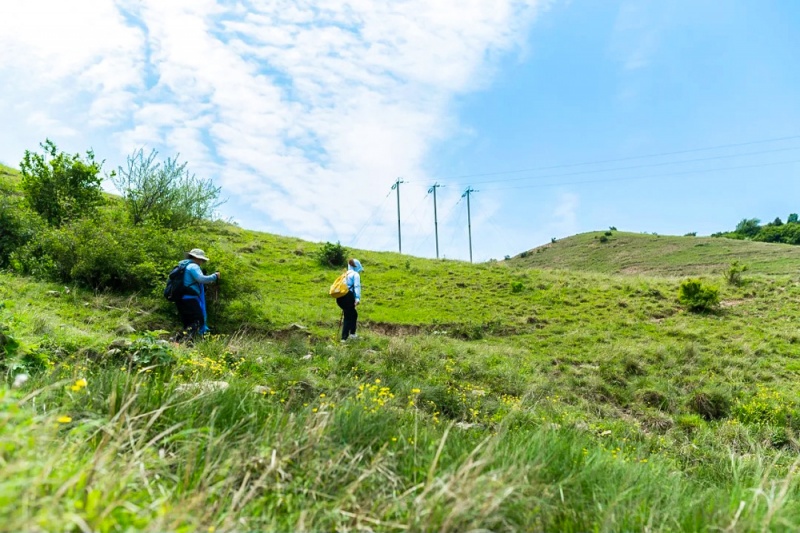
[428,183,442,259]
[391,178,404,253]
[462,187,477,263]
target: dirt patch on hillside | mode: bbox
[368,322,424,336]
[720,299,746,308]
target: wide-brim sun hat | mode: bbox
[186,248,210,262]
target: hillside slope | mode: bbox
[510,230,800,276]
[4,179,800,529]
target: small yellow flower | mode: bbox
[375,378,381,384]
[75,378,87,388]
[411,388,421,394]
[319,393,326,398]
[57,415,72,424]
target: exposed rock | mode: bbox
[253,385,271,395]
[46,290,61,297]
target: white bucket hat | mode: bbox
[186,248,210,261]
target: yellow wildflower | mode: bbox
[57,415,72,424]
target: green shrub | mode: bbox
[19,139,104,226]
[510,281,524,293]
[316,241,347,268]
[724,260,748,285]
[10,209,193,292]
[598,235,609,243]
[110,149,223,228]
[0,194,42,268]
[677,279,719,312]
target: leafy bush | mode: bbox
[11,209,193,292]
[510,281,524,293]
[598,235,609,243]
[110,149,223,228]
[0,193,42,268]
[19,139,104,226]
[677,279,719,312]
[734,218,761,238]
[316,241,347,268]
[724,260,748,286]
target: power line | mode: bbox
[438,145,800,187]
[434,134,800,182]
[349,188,392,246]
[483,158,800,191]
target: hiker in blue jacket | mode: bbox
[336,258,363,341]
[175,248,220,343]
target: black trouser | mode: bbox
[336,291,358,340]
[175,298,204,342]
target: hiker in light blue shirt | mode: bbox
[336,258,363,341]
[175,248,220,343]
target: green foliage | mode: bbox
[19,139,104,226]
[598,235,609,243]
[105,331,176,368]
[684,232,697,237]
[724,260,748,285]
[510,281,524,293]
[110,148,223,228]
[11,210,192,292]
[677,279,719,312]
[733,387,797,426]
[788,213,798,224]
[316,241,347,267]
[753,222,800,244]
[734,218,761,238]
[0,193,43,268]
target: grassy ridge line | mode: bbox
[511,231,800,276]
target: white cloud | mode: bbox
[0,0,544,257]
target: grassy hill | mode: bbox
[4,175,800,530]
[511,230,800,276]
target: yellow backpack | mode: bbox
[329,271,350,298]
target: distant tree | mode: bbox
[19,139,104,226]
[110,148,223,228]
[770,217,783,226]
[789,213,799,224]
[734,218,761,238]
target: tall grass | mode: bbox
[4,366,800,532]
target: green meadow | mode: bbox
[3,161,800,531]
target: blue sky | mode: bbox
[1,0,798,262]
